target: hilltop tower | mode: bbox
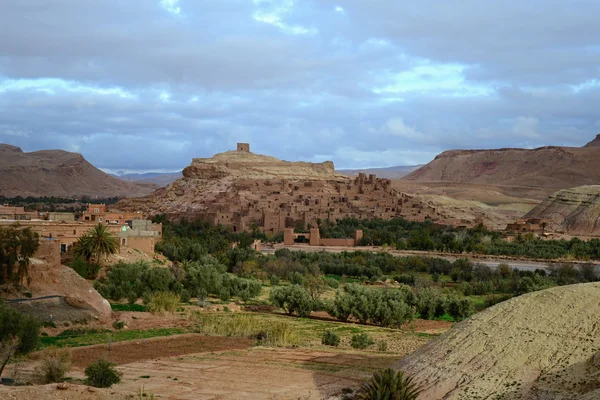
[237,143,250,152]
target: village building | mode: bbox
[0,205,38,221]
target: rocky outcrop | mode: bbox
[583,134,600,148]
[396,283,600,400]
[0,143,156,197]
[404,139,600,189]
[524,185,600,235]
[183,150,345,181]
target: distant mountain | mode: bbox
[338,165,422,179]
[0,144,156,198]
[404,136,600,189]
[112,172,182,187]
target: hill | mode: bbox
[525,185,600,236]
[112,172,182,187]
[118,144,451,233]
[404,136,600,189]
[0,144,156,198]
[338,165,422,179]
[396,282,600,400]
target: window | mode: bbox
[94,208,99,213]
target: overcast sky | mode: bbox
[1,1,599,173]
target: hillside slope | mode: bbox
[113,172,182,187]
[0,144,156,198]
[405,137,600,189]
[339,165,422,179]
[396,282,600,400]
[525,185,600,235]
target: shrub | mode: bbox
[270,285,313,317]
[84,359,122,388]
[350,332,374,349]
[34,348,72,383]
[415,287,446,320]
[269,275,280,286]
[148,291,180,315]
[112,321,126,330]
[330,284,414,327]
[0,303,40,378]
[143,267,174,292]
[321,330,341,347]
[69,257,89,279]
[197,314,297,346]
[446,295,474,321]
[356,368,421,400]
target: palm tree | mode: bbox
[73,223,118,265]
[356,368,422,400]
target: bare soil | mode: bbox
[69,333,253,368]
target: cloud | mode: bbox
[0,0,599,172]
[384,119,422,140]
[512,117,540,139]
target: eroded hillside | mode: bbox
[396,283,600,400]
[525,185,600,235]
[0,144,155,198]
[405,137,600,190]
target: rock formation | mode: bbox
[396,282,600,400]
[119,145,441,234]
[404,137,600,190]
[524,185,600,235]
[0,143,156,198]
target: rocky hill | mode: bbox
[404,137,600,189]
[118,146,455,232]
[396,283,600,400]
[0,144,156,198]
[112,172,182,187]
[525,185,600,235]
[339,165,422,179]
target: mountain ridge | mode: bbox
[0,143,156,198]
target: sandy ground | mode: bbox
[1,335,405,400]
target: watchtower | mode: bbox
[237,143,250,152]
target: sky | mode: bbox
[1,0,600,173]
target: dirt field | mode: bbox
[68,334,253,368]
[2,334,412,400]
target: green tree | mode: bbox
[357,368,422,400]
[0,225,39,287]
[0,302,40,377]
[73,223,118,265]
[270,285,313,317]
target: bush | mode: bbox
[112,321,126,330]
[415,287,446,320]
[35,348,72,383]
[148,291,180,315]
[197,314,297,346]
[350,332,374,349]
[321,330,341,347]
[446,295,474,321]
[356,368,421,400]
[0,302,40,378]
[84,359,122,388]
[270,285,313,317]
[329,284,414,327]
[377,340,388,352]
[269,275,280,286]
